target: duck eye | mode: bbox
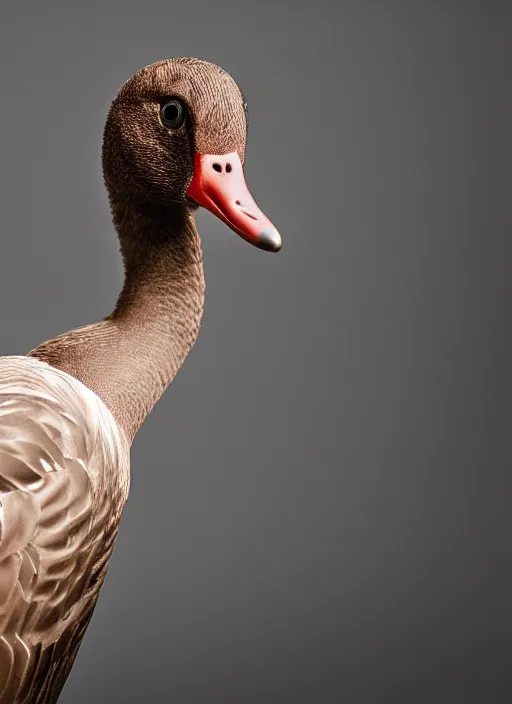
[160,99,186,129]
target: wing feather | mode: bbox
[0,356,129,702]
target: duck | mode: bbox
[0,57,281,703]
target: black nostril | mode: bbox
[226,163,232,173]
[213,163,222,173]
[235,200,241,205]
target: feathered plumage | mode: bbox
[0,356,129,703]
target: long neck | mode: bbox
[29,202,205,444]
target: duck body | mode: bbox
[0,356,129,703]
[0,57,280,701]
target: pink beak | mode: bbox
[186,152,282,252]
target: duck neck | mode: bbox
[29,201,205,444]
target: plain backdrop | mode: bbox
[0,1,511,703]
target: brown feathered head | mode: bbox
[102,58,281,252]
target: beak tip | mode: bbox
[258,227,282,253]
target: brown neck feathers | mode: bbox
[29,201,205,444]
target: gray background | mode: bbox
[0,1,511,702]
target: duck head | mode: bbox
[102,58,281,253]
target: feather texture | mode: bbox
[0,356,129,703]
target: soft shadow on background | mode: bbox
[0,1,511,702]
